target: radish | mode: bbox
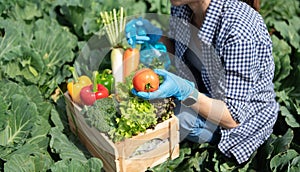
[111,47,124,83]
[100,7,126,85]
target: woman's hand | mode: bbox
[125,17,162,47]
[132,69,195,100]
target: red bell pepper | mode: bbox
[80,71,109,106]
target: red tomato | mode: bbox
[132,68,159,92]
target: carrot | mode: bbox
[123,47,140,79]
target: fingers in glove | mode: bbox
[131,88,151,99]
[136,35,150,42]
[153,69,168,76]
[125,26,137,46]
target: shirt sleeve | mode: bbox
[223,37,257,122]
[222,25,277,122]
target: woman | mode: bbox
[125,0,278,164]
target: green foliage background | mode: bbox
[0,0,299,171]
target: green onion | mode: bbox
[100,7,126,47]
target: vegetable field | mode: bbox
[0,0,300,171]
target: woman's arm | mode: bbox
[159,29,238,129]
[191,92,239,129]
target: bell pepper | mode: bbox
[80,71,109,106]
[67,67,92,105]
[96,69,114,94]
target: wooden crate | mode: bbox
[64,92,180,172]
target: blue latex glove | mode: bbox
[132,69,195,100]
[125,17,162,47]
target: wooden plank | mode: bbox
[114,117,175,158]
[169,116,179,160]
[69,116,118,172]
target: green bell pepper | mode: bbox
[96,69,114,94]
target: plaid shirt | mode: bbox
[169,0,279,164]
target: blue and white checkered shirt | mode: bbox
[169,0,279,164]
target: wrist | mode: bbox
[181,88,199,107]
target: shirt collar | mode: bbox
[199,0,225,45]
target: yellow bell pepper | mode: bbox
[67,67,92,105]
